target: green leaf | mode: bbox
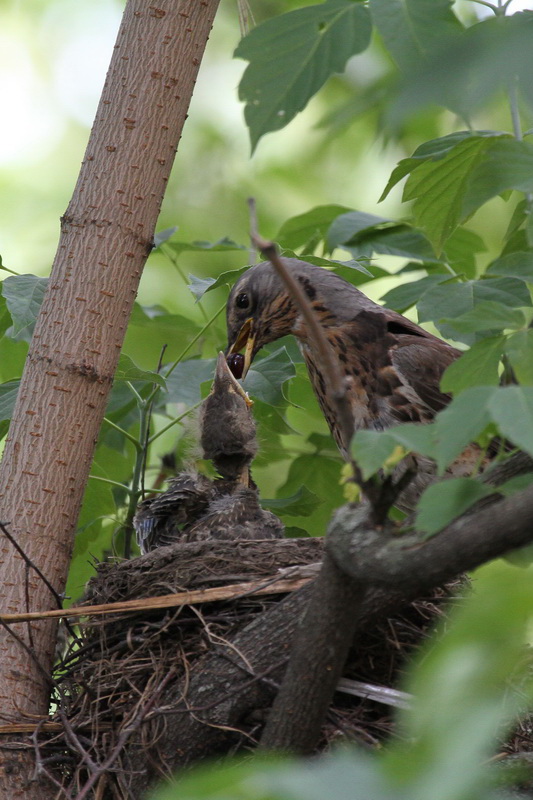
[431,386,496,474]
[379,131,496,201]
[0,379,19,422]
[235,0,372,150]
[327,213,438,262]
[261,485,321,517]
[485,251,533,281]
[370,0,462,72]
[327,210,391,251]
[153,226,178,248]
[276,205,351,250]
[0,295,12,340]
[188,266,250,301]
[505,330,533,385]
[440,301,525,334]
[440,336,505,394]
[417,278,530,344]
[380,275,450,313]
[351,430,398,479]
[243,346,296,407]
[279,250,372,277]
[488,386,533,458]
[388,13,533,125]
[114,354,166,388]
[164,358,216,406]
[351,424,436,479]
[403,134,512,251]
[462,139,533,218]
[166,237,247,256]
[497,472,533,498]
[442,227,486,278]
[277,452,344,536]
[416,478,493,536]
[1,274,48,342]
[387,423,437,458]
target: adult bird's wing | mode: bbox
[391,336,459,416]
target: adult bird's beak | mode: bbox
[227,318,255,379]
[213,352,253,407]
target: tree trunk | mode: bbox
[0,1,220,796]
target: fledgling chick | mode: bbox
[134,353,283,553]
[199,350,258,484]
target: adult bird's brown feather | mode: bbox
[226,259,460,454]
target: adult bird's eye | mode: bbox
[235,292,250,310]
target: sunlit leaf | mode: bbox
[0,379,19,422]
[114,354,166,387]
[167,238,247,256]
[1,273,48,342]
[440,336,505,394]
[188,266,250,301]
[276,205,351,250]
[277,453,344,536]
[403,135,512,251]
[327,210,391,250]
[153,226,178,248]
[380,275,450,313]
[442,227,486,278]
[440,301,525,334]
[164,358,216,406]
[485,250,533,281]
[351,430,398,479]
[431,386,496,474]
[388,13,533,125]
[235,0,372,150]
[243,346,295,407]
[488,385,533,458]
[417,278,530,344]
[262,485,321,517]
[328,212,438,262]
[278,250,372,276]
[370,0,462,72]
[505,330,533,385]
[416,478,494,536]
[379,131,496,201]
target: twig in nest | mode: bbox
[0,574,312,624]
[71,668,177,800]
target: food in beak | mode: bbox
[227,353,245,379]
[227,318,255,379]
[214,352,253,407]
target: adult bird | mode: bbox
[134,352,283,553]
[226,258,460,456]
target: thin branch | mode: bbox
[147,400,202,445]
[0,522,63,609]
[101,418,142,451]
[162,301,226,383]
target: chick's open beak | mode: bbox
[227,318,255,379]
[213,352,253,407]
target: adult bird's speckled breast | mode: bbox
[226,258,460,454]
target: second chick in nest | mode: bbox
[134,352,284,553]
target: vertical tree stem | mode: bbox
[0,2,220,796]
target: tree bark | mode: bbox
[0,1,219,796]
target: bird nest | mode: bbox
[39,536,466,797]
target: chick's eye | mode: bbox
[235,292,250,310]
